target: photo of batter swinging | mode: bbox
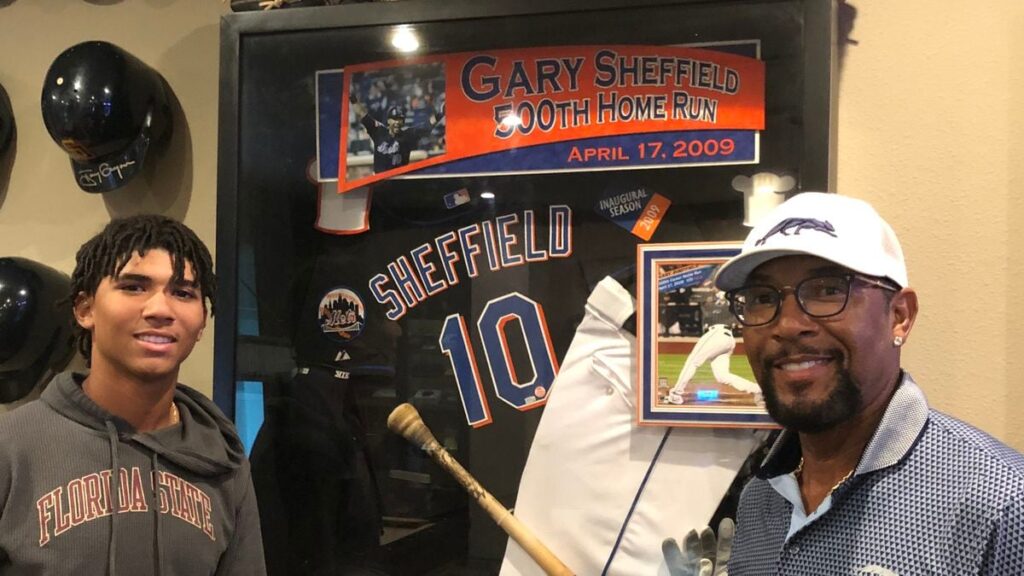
[638,243,775,427]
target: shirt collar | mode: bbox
[756,372,929,479]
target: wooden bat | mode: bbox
[387,403,574,576]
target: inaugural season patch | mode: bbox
[594,184,671,241]
[318,287,366,341]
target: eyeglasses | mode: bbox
[726,273,900,327]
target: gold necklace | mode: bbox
[170,402,179,425]
[794,457,854,494]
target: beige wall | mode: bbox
[837,0,1024,451]
[1,1,1022,450]
[0,1,226,398]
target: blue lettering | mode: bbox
[461,55,500,102]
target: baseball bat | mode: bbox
[387,403,574,576]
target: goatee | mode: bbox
[760,353,862,433]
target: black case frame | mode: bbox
[215,0,838,415]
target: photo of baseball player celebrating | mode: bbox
[350,98,444,174]
[346,62,446,177]
[665,323,762,405]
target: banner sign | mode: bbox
[338,44,765,191]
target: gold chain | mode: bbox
[170,402,180,426]
[794,457,854,494]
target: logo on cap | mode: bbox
[318,287,365,341]
[755,217,836,246]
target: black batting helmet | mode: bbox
[41,41,172,193]
[387,106,405,121]
[0,83,13,155]
[0,258,75,403]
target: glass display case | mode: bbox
[216,1,837,573]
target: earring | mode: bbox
[893,336,904,347]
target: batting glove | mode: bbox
[662,517,734,576]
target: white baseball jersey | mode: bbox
[500,277,761,576]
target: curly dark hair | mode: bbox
[69,214,216,363]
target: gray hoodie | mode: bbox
[0,372,266,575]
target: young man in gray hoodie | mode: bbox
[0,215,266,575]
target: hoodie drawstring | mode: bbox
[105,420,120,576]
[106,427,165,576]
[152,452,164,576]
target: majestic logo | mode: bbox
[755,217,836,246]
[318,287,365,341]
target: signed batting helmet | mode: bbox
[0,258,75,403]
[41,41,172,193]
[0,83,13,155]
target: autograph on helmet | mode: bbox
[76,159,137,188]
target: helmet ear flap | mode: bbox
[40,41,172,193]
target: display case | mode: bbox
[216,1,837,573]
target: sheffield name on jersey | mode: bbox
[369,205,573,321]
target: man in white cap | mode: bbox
[714,192,1024,574]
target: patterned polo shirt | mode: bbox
[729,373,1024,575]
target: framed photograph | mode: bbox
[637,243,777,427]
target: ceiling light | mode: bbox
[391,26,420,53]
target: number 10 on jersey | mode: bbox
[439,292,560,427]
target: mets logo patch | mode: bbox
[318,287,366,341]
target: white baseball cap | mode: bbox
[715,192,908,291]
